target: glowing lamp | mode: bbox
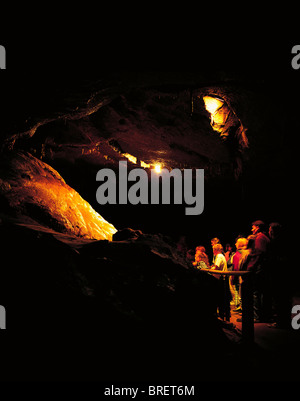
[154,164,162,173]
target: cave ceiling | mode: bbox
[0,71,291,239]
[2,72,274,180]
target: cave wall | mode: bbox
[0,72,292,245]
[0,151,117,240]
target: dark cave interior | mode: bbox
[1,70,293,244]
[0,62,298,382]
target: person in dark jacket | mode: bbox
[246,220,271,322]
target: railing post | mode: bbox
[201,269,254,342]
[223,276,231,322]
[241,272,254,342]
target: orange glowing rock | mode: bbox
[0,152,117,240]
[203,96,224,115]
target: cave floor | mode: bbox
[220,297,300,381]
[2,215,299,382]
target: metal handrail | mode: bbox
[200,268,251,275]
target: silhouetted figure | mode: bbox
[246,220,271,322]
[268,222,291,329]
[211,237,221,264]
[225,243,234,263]
[186,248,195,266]
[192,246,210,269]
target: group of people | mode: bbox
[189,220,290,328]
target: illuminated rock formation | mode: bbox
[0,151,117,240]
